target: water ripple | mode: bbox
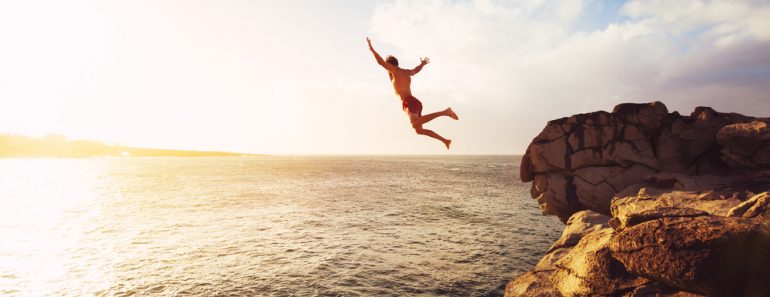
[0,156,561,296]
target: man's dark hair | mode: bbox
[386,55,399,66]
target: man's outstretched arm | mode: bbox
[367,37,391,69]
[409,57,430,75]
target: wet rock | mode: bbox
[608,216,770,296]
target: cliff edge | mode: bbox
[507,102,770,296]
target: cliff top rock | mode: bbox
[520,101,768,222]
[507,101,770,297]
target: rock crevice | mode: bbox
[520,102,765,222]
[507,102,770,297]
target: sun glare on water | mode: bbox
[0,159,110,295]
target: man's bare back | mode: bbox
[366,37,458,149]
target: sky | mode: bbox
[0,0,768,155]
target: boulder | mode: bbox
[546,211,610,253]
[520,102,763,222]
[510,102,770,297]
[622,282,705,297]
[717,121,770,169]
[728,192,770,222]
[505,211,609,297]
[608,216,770,296]
[609,207,709,230]
[610,173,750,218]
[550,228,648,296]
[505,211,610,296]
[505,211,698,297]
[504,271,562,297]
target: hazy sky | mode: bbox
[1,0,769,154]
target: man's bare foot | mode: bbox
[444,139,452,149]
[446,108,459,120]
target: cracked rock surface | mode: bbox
[507,102,770,297]
[521,102,765,222]
[609,216,770,297]
[717,121,770,169]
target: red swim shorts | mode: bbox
[401,95,423,116]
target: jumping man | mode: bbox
[366,37,458,149]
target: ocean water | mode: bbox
[0,155,562,296]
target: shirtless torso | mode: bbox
[388,68,413,98]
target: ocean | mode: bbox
[0,155,562,296]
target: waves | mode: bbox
[0,156,561,296]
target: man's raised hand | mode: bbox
[420,57,431,65]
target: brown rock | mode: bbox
[608,207,709,230]
[514,102,770,297]
[520,151,535,182]
[612,190,742,218]
[612,101,668,136]
[622,281,705,297]
[573,167,621,214]
[530,139,569,171]
[535,119,569,143]
[510,213,641,296]
[606,140,659,169]
[657,107,755,175]
[610,173,752,218]
[551,228,648,296]
[504,271,562,297]
[567,123,616,150]
[505,211,610,297]
[547,211,611,254]
[728,192,770,221]
[608,216,770,296]
[533,174,574,217]
[519,102,765,222]
[717,121,770,169]
[575,164,656,215]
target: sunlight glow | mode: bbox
[0,159,109,295]
[1,0,769,154]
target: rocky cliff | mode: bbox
[507,102,770,297]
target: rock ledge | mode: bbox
[507,102,770,297]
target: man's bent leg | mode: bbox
[414,126,451,149]
[419,108,458,125]
[410,113,451,149]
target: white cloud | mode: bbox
[1,0,766,154]
[622,0,770,47]
[369,0,770,152]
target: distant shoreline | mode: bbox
[0,134,523,157]
[0,133,256,158]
